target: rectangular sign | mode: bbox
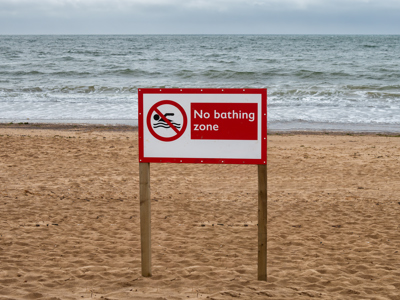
[138,88,267,164]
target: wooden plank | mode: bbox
[258,164,267,281]
[139,162,152,277]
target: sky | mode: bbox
[0,0,400,34]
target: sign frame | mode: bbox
[138,88,268,281]
[138,88,267,165]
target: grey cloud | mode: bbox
[0,0,399,34]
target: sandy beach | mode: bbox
[1,123,400,299]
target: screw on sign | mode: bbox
[146,100,187,142]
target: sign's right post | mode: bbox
[258,164,267,281]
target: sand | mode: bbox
[1,124,400,299]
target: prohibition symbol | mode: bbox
[147,100,188,142]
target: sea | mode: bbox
[1,34,400,132]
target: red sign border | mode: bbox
[138,88,267,165]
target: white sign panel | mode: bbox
[139,88,267,164]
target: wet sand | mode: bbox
[1,124,400,299]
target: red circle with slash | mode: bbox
[147,100,187,142]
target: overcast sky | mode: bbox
[1,0,400,34]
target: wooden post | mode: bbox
[258,164,267,281]
[139,162,152,277]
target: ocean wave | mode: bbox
[199,69,259,79]
[0,70,93,77]
[0,86,138,94]
[366,91,400,99]
[345,84,400,91]
[107,68,163,77]
[2,85,400,102]
[66,50,103,56]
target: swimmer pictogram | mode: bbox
[146,100,187,142]
[152,113,181,129]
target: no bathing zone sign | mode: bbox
[138,88,267,164]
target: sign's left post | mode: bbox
[139,162,152,277]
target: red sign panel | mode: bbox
[191,103,258,140]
